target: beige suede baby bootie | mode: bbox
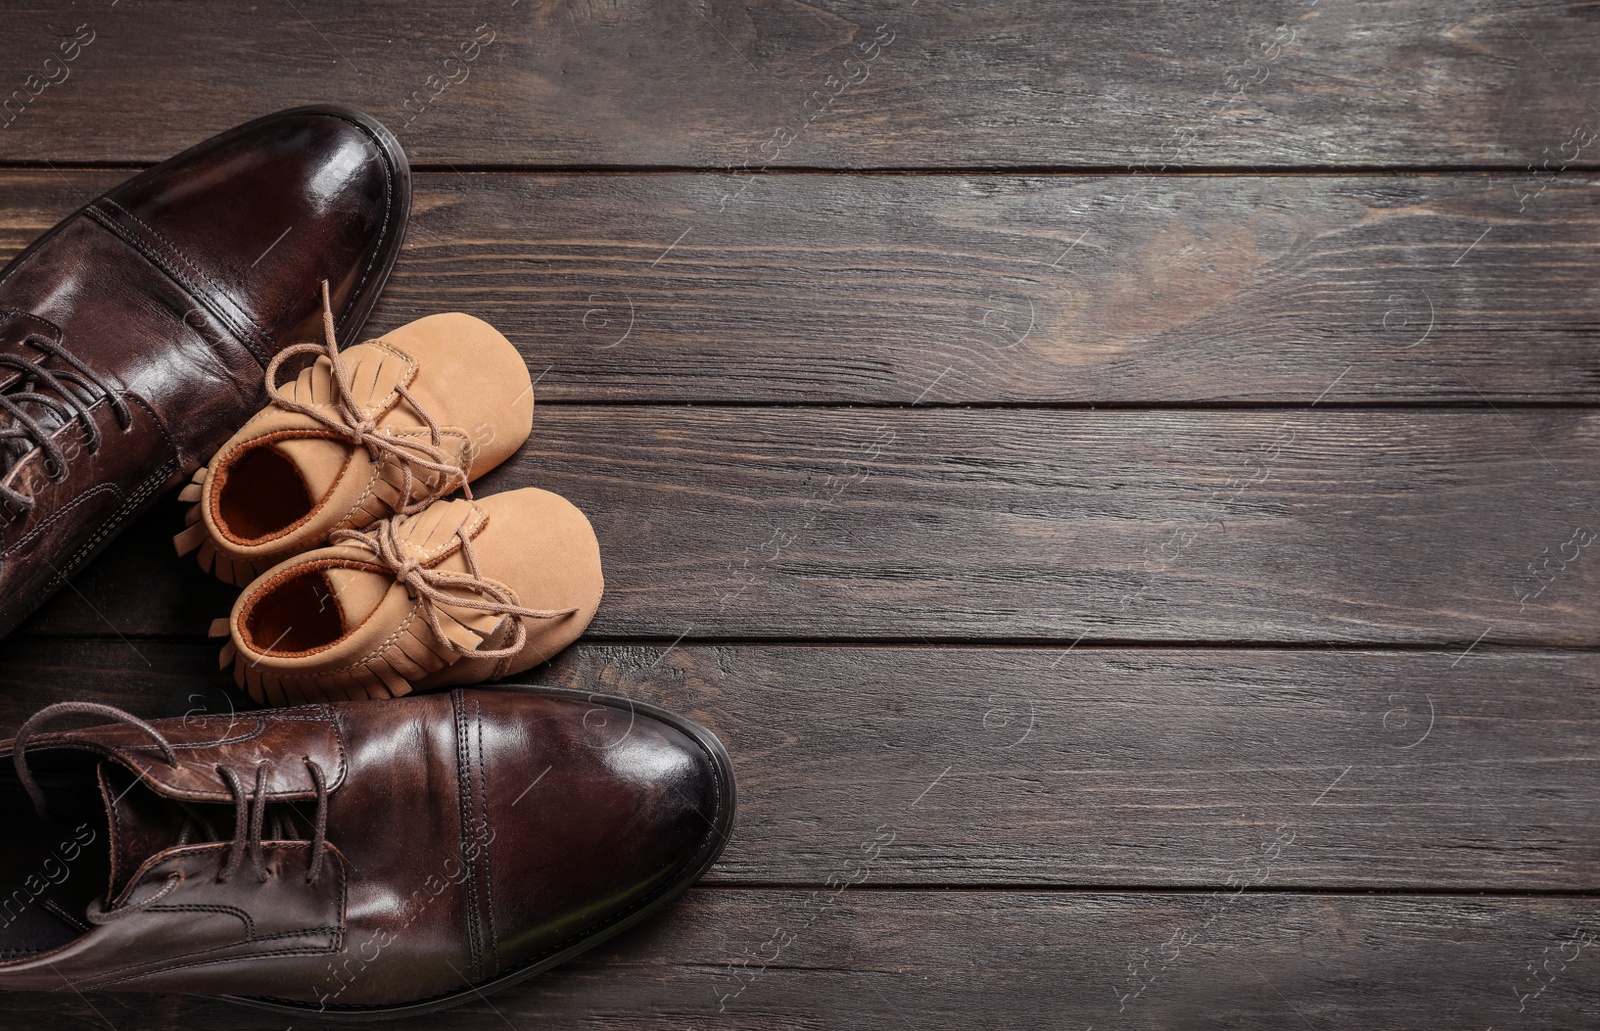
[215,491,603,704]
[174,283,534,585]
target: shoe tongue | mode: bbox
[97,763,191,900]
[270,436,349,500]
[320,564,392,630]
[94,763,315,901]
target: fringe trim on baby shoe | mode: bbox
[224,605,505,706]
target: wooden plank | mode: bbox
[20,407,1600,644]
[0,2,1597,169]
[3,639,1595,891]
[0,890,1595,1028]
[7,170,1600,403]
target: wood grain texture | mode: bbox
[20,407,1600,644]
[0,1,1598,169]
[0,890,1595,1029]
[1,0,1594,1026]
[6,170,1600,404]
[1,639,1594,891]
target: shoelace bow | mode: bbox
[10,701,331,925]
[0,332,132,510]
[331,517,579,661]
[263,281,470,516]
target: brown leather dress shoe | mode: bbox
[0,688,734,1018]
[0,105,411,639]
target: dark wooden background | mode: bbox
[3,1,1599,1027]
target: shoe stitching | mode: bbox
[331,340,418,413]
[475,698,500,977]
[126,389,180,457]
[20,707,333,755]
[11,103,412,387]
[317,706,351,789]
[388,497,481,563]
[109,719,267,750]
[2,483,121,557]
[331,463,384,529]
[33,391,181,595]
[0,306,63,341]
[83,934,342,990]
[452,691,484,983]
[11,733,268,781]
[79,205,260,362]
[84,99,408,366]
[327,428,472,532]
[85,203,268,366]
[103,769,126,893]
[147,903,256,938]
[99,198,267,345]
[263,340,419,418]
[230,537,492,679]
[29,709,350,791]
[69,841,346,990]
[26,717,271,758]
[254,703,731,1015]
[34,455,173,601]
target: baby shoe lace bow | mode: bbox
[331,517,579,660]
[10,701,332,923]
[263,282,470,515]
[0,324,132,510]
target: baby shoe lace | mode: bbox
[331,516,579,660]
[10,701,331,924]
[0,332,132,510]
[263,281,471,515]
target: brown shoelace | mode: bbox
[10,701,332,925]
[263,281,470,515]
[331,516,578,660]
[0,332,132,510]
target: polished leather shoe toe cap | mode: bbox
[471,688,734,977]
[98,104,410,359]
